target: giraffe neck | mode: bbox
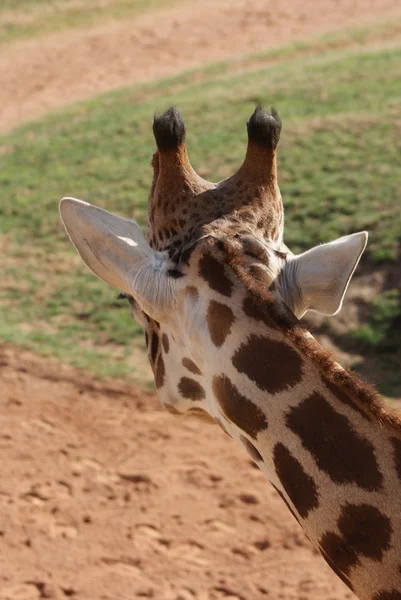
[166,238,400,600]
[237,355,401,600]
[206,253,401,600]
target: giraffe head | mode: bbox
[147,105,284,254]
[60,106,367,420]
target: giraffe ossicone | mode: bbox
[60,105,401,600]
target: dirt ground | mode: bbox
[1,0,401,132]
[2,1,401,599]
[0,343,353,600]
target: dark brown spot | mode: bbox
[213,375,268,439]
[319,532,356,589]
[155,355,165,389]
[232,334,302,394]
[287,393,383,491]
[180,241,197,265]
[187,407,215,424]
[178,377,206,401]
[240,435,263,462]
[374,592,401,600]
[249,264,272,286]
[338,503,392,561]
[182,357,202,375]
[273,443,319,519]
[164,403,181,415]
[243,294,276,327]
[199,252,233,297]
[241,236,269,262]
[161,333,170,354]
[391,437,401,481]
[273,249,287,260]
[144,331,149,347]
[207,300,235,347]
[150,332,159,365]
[168,268,184,279]
[324,377,371,421]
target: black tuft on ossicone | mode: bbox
[247,105,282,149]
[153,106,186,151]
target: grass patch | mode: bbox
[1,23,400,387]
[350,291,401,350]
[0,0,184,45]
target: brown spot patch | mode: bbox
[324,377,371,421]
[319,532,356,590]
[155,355,165,389]
[207,300,235,347]
[240,434,263,462]
[199,252,233,297]
[167,268,184,279]
[374,592,401,600]
[212,374,268,439]
[178,377,206,401]
[150,331,159,365]
[249,264,272,286]
[243,294,276,328]
[241,236,270,262]
[338,503,392,561]
[161,333,170,354]
[287,392,383,491]
[232,334,302,394]
[273,443,319,519]
[180,241,197,265]
[182,357,202,375]
[391,437,401,481]
[164,403,181,415]
[187,407,215,424]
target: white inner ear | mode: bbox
[59,197,177,320]
[281,231,368,318]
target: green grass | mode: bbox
[0,0,184,45]
[1,22,401,388]
[350,291,401,350]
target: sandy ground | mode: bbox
[1,0,401,132]
[2,1,401,598]
[0,343,353,600]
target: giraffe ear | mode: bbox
[283,232,368,318]
[59,197,177,320]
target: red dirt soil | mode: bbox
[2,1,401,598]
[0,343,352,600]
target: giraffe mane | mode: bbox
[218,236,401,435]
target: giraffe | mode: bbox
[59,106,401,600]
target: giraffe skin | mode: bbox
[59,106,401,600]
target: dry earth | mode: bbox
[1,0,401,132]
[0,343,353,600]
[2,1,401,599]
